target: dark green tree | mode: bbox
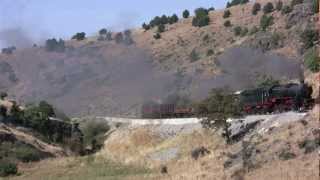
[234,26,242,36]
[224,20,232,27]
[142,23,150,31]
[263,2,274,14]
[169,14,179,24]
[276,1,283,11]
[183,10,190,18]
[192,8,210,27]
[260,15,274,31]
[223,10,231,18]
[157,24,166,33]
[71,32,86,41]
[99,28,107,35]
[252,3,261,15]
[153,33,161,39]
[114,32,124,43]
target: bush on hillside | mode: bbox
[249,26,259,34]
[142,23,150,31]
[0,92,7,100]
[313,0,319,13]
[183,9,190,18]
[153,33,161,39]
[0,162,17,177]
[226,0,249,8]
[45,38,65,52]
[234,26,242,36]
[190,49,200,62]
[276,1,283,11]
[252,3,261,15]
[123,30,134,45]
[304,48,320,72]
[157,24,165,33]
[260,15,274,31]
[256,74,280,88]
[15,146,41,162]
[263,2,274,14]
[195,88,240,142]
[169,14,179,24]
[224,20,232,27]
[240,27,248,37]
[114,32,124,43]
[71,32,86,41]
[281,5,293,14]
[207,49,214,56]
[223,10,231,18]
[192,8,210,27]
[1,46,16,55]
[300,29,319,50]
[81,120,110,151]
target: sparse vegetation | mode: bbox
[313,0,319,13]
[1,46,16,55]
[195,88,240,142]
[300,29,319,50]
[153,33,161,39]
[81,120,110,152]
[240,27,248,37]
[0,161,18,177]
[260,15,274,31]
[224,20,232,27]
[234,26,242,36]
[276,1,283,11]
[263,2,274,14]
[281,5,292,14]
[45,38,65,52]
[157,24,165,33]
[207,49,214,56]
[252,3,261,15]
[183,9,190,18]
[223,10,231,18]
[190,49,200,62]
[192,8,210,27]
[72,32,86,41]
[226,0,249,8]
[249,26,259,35]
[304,47,320,72]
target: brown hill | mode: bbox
[0,0,317,117]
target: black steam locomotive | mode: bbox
[238,83,314,114]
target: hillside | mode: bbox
[0,0,318,117]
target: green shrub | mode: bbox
[207,49,214,56]
[71,32,86,41]
[313,0,319,13]
[157,24,165,33]
[153,33,161,39]
[224,20,232,27]
[192,8,210,27]
[81,121,110,151]
[263,2,274,14]
[223,10,231,18]
[234,26,242,36]
[252,3,261,15]
[276,1,283,11]
[256,74,280,88]
[45,38,65,52]
[260,15,274,31]
[168,14,179,24]
[249,26,259,34]
[304,48,320,72]
[15,146,41,162]
[190,49,200,62]
[0,162,17,177]
[281,5,292,14]
[142,23,150,31]
[300,29,319,49]
[240,27,248,37]
[183,9,190,18]
[226,0,249,8]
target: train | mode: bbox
[141,83,314,118]
[238,83,314,114]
